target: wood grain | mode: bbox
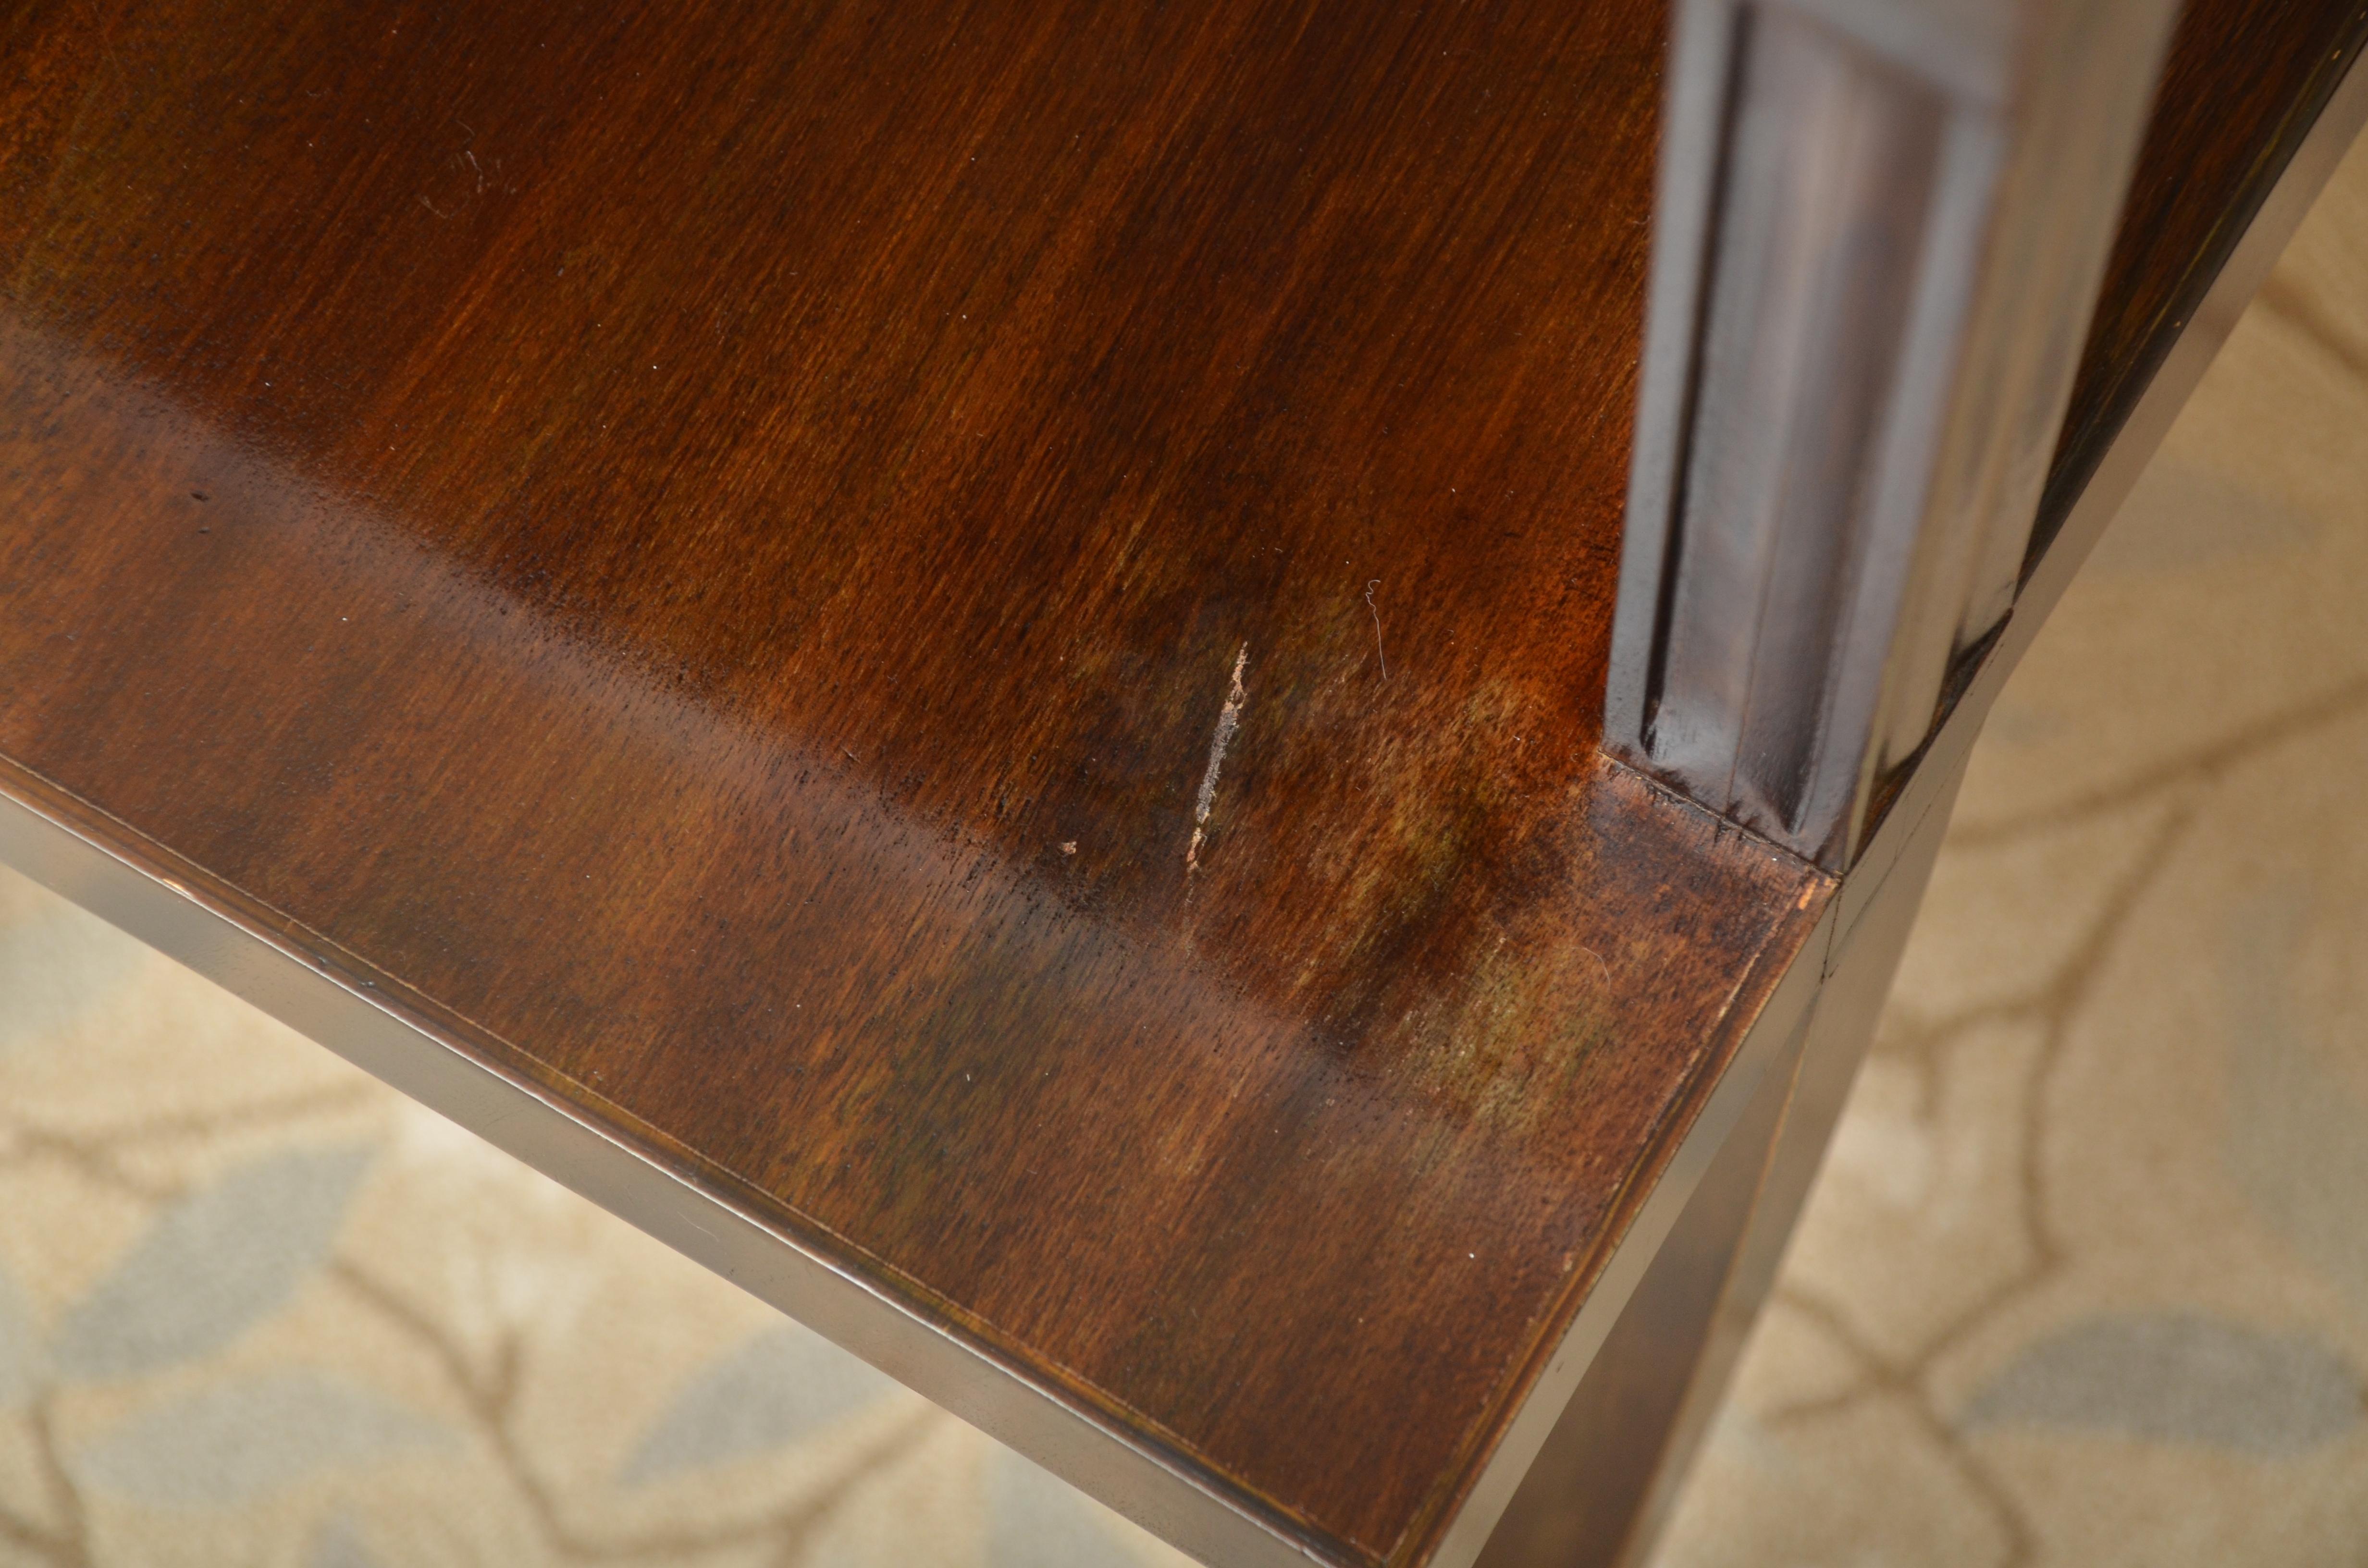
[0,0,2350,1560]
[0,1,1830,1561]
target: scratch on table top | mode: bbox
[1186,643,1249,875]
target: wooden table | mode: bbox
[1,1,2361,1563]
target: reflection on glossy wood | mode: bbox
[0,0,2359,1562]
[1473,1008,1809,1568]
[0,1,1834,1561]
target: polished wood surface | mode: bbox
[0,0,2354,1561]
[0,1,1829,1561]
[2042,0,2368,560]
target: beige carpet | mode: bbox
[1,135,2364,1568]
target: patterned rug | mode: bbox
[1,137,2363,1568]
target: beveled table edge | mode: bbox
[0,54,2356,1568]
[1419,801,1833,1568]
[0,739,1837,1568]
[0,764,1346,1568]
